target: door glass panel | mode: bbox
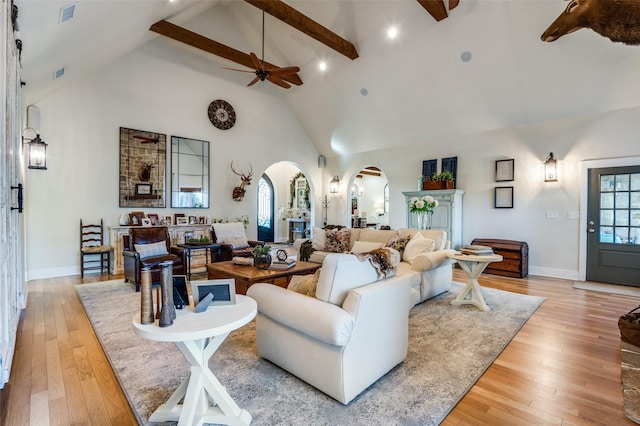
[600,173,640,245]
[258,177,271,228]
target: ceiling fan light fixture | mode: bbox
[387,27,398,39]
[319,61,327,71]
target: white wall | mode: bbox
[25,48,320,279]
[325,107,640,279]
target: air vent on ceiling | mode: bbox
[59,4,75,23]
[53,67,65,79]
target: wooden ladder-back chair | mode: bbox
[80,219,112,278]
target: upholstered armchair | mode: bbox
[211,222,264,262]
[123,227,187,291]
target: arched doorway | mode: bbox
[257,175,274,242]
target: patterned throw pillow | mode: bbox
[386,235,411,254]
[134,241,169,259]
[325,228,351,253]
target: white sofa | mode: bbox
[246,253,413,404]
[294,227,456,306]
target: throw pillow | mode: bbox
[134,241,168,259]
[287,269,321,297]
[386,235,411,254]
[325,228,351,253]
[351,240,384,254]
[403,232,435,262]
[310,227,326,251]
[213,222,248,247]
[224,236,249,249]
[410,249,457,272]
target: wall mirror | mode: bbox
[171,136,210,208]
[119,127,166,208]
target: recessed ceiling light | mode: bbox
[360,88,368,96]
[59,4,75,23]
[319,61,327,71]
[461,51,472,62]
[387,27,398,39]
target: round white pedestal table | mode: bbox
[132,294,256,426]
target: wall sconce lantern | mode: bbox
[544,152,557,182]
[23,127,48,170]
[330,175,340,193]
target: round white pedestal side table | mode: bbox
[447,253,503,312]
[132,294,257,426]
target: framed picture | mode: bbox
[172,275,189,309]
[148,213,159,225]
[495,159,514,182]
[191,279,236,306]
[442,156,458,186]
[495,186,514,209]
[174,213,185,225]
[198,216,206,224]
[421,159,437,179]
[141,218,152,226]
[189,216,197,225]
[164,215,173,225]
[128,211,145,226]
[135,183,152,195]
[176,216,188,225]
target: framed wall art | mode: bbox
[495,159,514,182]
[119,127,166,208]
[494,186,514,209]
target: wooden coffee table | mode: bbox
[207,260,322,295]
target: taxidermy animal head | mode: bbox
[231,161,253,201]
[541,0,640,45]
[138,162,155,182]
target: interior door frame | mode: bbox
[578,155,640,281]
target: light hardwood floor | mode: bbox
[1,270,638,425]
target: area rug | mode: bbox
[573,280,640,297]
[76,280,544,425]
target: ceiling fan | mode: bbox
[225,11,300,89]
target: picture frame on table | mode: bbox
[494,186,514,209]
[141,218,152,226]
[129,211,145,226]
[164,215,173,225]
[191,279,236,307]
[198,216,206,224]
[172,275,189,309]
[189,216,197,225]
[147,213,159,225]
[495,159,514,182]
[174,213,185,225]
[176,216,188,225]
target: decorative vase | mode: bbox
[158,261,175,327]
[118,212,130,225]
[254,253,272,270]
[140,267,154,325]
[416,212,432,230]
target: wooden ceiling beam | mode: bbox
[416,0,448,22]
[245,0,359,60]
[149,20,303,86]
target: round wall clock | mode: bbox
[208,100,236,130]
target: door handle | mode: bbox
[588,228,595,233]
[11,183,23,213]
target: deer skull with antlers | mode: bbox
[231,161,253,201]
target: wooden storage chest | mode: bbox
[471,238,529,278]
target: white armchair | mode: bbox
[247,253,413,404]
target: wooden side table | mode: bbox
[132,295,256,425]
[447,253,503,312]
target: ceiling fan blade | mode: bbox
[267,75,291,89]
[223,67,255,73]
[250,52,264,72]
[268,66,301,76]
[449,0,460,9]
[247,76,261,87]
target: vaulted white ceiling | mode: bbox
[15,0,640,156]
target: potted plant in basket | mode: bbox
[422,170,455,190]
[253,244,272,270]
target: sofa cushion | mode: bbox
[315,253,381,306]
[134,241,169,259]
[351,241,384,254]
[410,249,457,272]
[356,229,398,247]
[325,228,351,253]
[399,228,448,251]
[403,232,435,262]
[213,222,249,248]
[310,227,326,251]
[287,269,321,297]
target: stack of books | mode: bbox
[270,258,296,270]
[460,245,494,255]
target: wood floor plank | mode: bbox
[60,367,89,426]
[29,390,49,426]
